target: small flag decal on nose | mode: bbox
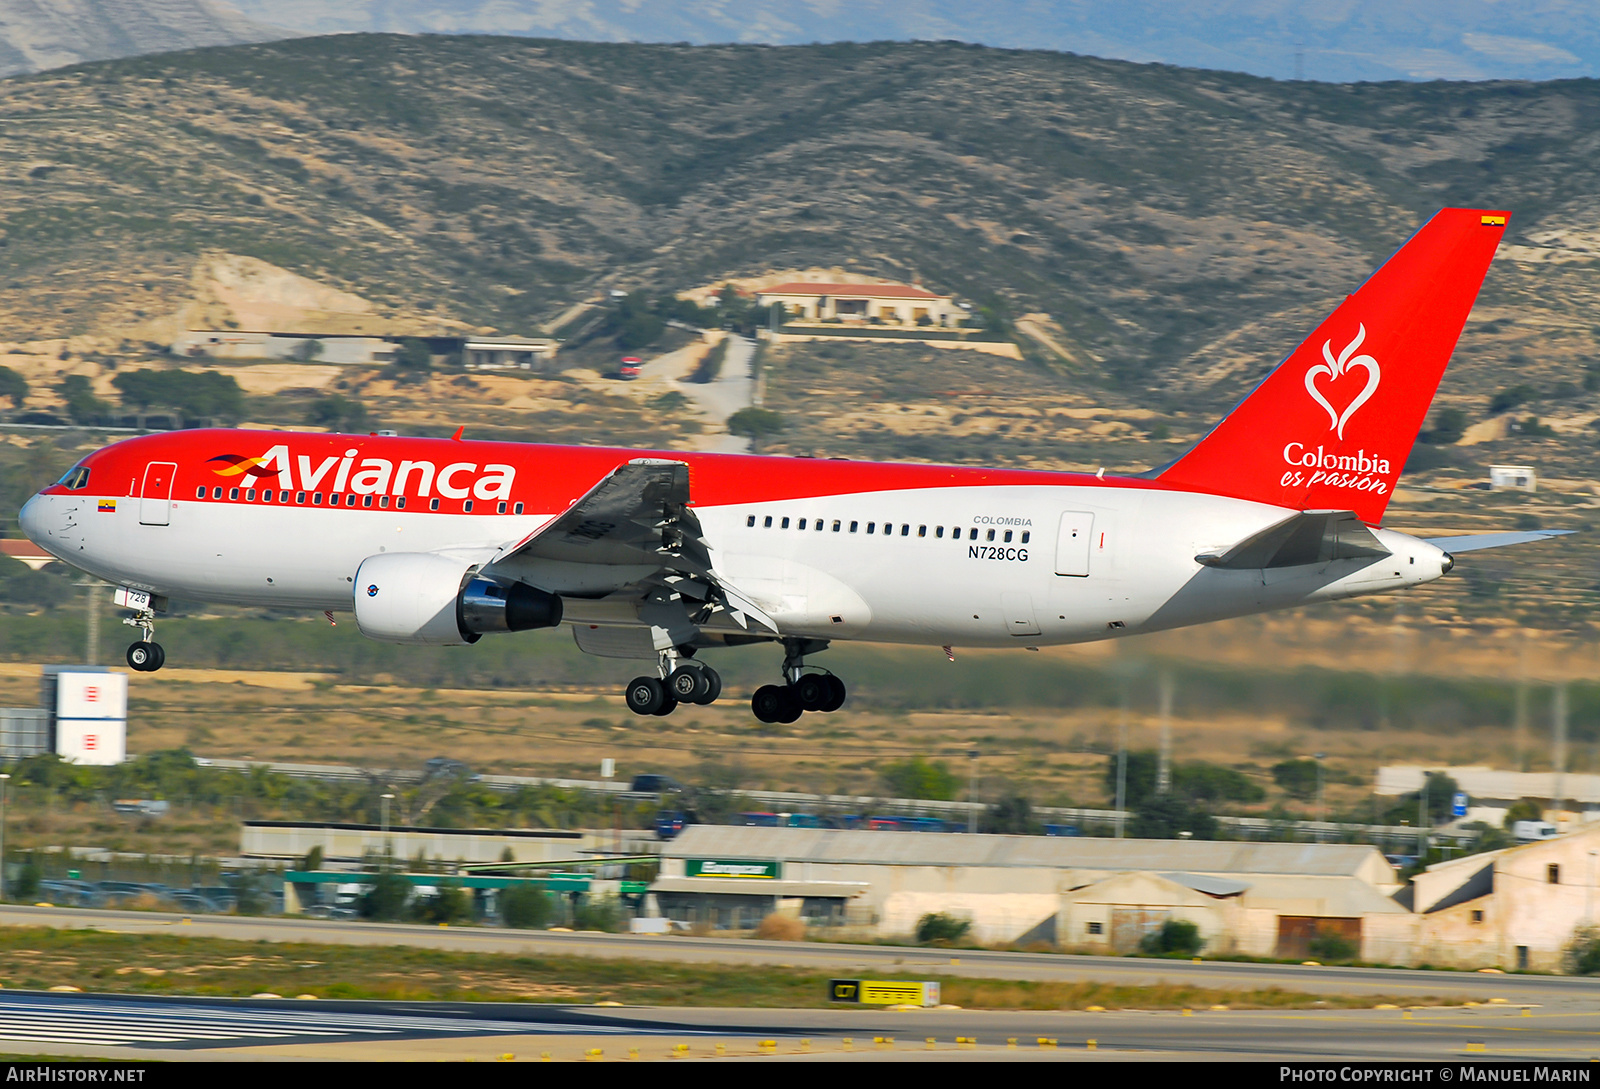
[97,500,116,513]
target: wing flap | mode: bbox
[493,458,777,634]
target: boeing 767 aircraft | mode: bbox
[19,208,1566,723]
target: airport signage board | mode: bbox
[685,858,781,879]
[829,979,940,1007]
[55,672,128,720]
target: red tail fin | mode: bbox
[1157,208,1508,524]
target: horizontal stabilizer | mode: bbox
[1424,529,1573,554]
[1197,510,1389,570]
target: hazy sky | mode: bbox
[226,0,1600,82]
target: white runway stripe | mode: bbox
[0,997,643,1047]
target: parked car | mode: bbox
[630,773,683,795]
[618,357,642,380]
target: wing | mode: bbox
[1424,529,1574,554]
[489,458,777,633]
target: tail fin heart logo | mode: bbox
[1305,324,1381,440]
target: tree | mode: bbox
[1381,771,1460,827]
[1505,799,1544,828]
[392,338,432,381]
[307,394,369,432]
[1490,385,1537,414]
[111,369,243,421]
[1139,918,1202,956]
[610,291,664,351]
[414,880,470,924]
[1566,926,1600,975]
[1172,762,1265,805]
[57,375,108,424]
[291,339,323,363]
[0,366,28,408]
[879,756,959,801]
[1308,926,1357,963]
[574,893,624,932]
[360,870,411,921]
[1421,407,1466,445]
[981,794,1041,835]
[501,884,554,929]
[1129,795,1218,839]
[1106,750,1264,808]
[1271,759,1320,801]
[1107,749,1160,808]
[915,912,971,944]
[727,407,784,440]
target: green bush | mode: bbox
[360,870,411,921]
[1271,758,1319,801]
[1128,795,1218,839]
[980,794,1042,835]
[58,375,109,424]
[915,912,972,944]
[1504,799,1543,828]
[306,394,370,432]
[10,856,41,901]
[0,366,28,408]
[111,369,242,421]
[727,407,785,439]
[1308,928,1358,963]
[879,755,958,801]
[413,880,470,924]
[1138,918,1202,956]
[574,893,624,932]
[500,884,555,929]
[1565,927,1600,975]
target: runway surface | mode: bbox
[0,992,1597,1062]
[5,904,1600,1060]
[3,903,1597,1006]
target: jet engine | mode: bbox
[353,552,562,646]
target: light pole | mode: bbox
[1588,850,1597,928]
[0,773,9,902]
[1314,752,1327,837]
[967,749,979,834]
[380,793,394,836]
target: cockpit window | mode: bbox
[56,466,90,490]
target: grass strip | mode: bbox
[0,928,1456,1009]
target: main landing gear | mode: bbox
[624,650,722,717]
[750,638,847,725]
[619,638,849,721]
[123,609,165,672]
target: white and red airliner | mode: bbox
[19,208,1566,722]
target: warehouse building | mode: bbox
[1365,821,1600,971]
[651,826,1407,955]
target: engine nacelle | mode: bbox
[353,552,562,646]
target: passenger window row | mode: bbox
[193,485,524,516]
[743,513,1029,544]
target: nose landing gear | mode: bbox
[126,640,165,672]
[122,607,164,672]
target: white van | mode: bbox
[1513,820,1559,842]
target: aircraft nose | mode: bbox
[18,493,48,543]
[1442,552,1455,574]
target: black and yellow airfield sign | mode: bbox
[829,979,940,1006]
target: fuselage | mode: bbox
[19,428,1450,651]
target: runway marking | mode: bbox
[0,996,649,1049]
